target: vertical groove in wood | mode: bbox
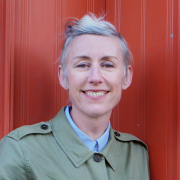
[87,0,88,12]
[4,0,15,137]
[0,0,5,139]
[166,0,169,178]
[87,0,94,13]
[87,0,89,12]
[9,0,15,132]
[115,0,121,31]
[166,0,170,177]
[140,0,146,141]
[91,0,92,13]
[166,0,170,178]
[114,0,116,27]
[177,0,180,178]
[4,0,10,134]
[20,0,29,126]
[166,0,176,179]
[93,0,95,13]
[55,0,62,113]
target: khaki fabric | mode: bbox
[0,107,150,180]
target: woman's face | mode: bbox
[59,34,132,118]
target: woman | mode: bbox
[0,14,150,179]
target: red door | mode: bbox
[0,0,180,179]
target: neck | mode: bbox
[70,106,111,141]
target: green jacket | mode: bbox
[0,107,150,180]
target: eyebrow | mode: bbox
[73,55,118,60]
[73,56,91,60]
[101,56,118,60]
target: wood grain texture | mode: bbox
[11,0,105,130]
[21,0,29,126]
[114,0,121,31]
[177,0,180,178]
[107,0,144,139]
[106,0,179,179]
[14,0,58,127]
[0,0,5,139]
[55,0,63,114]
[87,0,94,13]
[140,0,146,141]
[0,0,15,139]
[166,0,177,179]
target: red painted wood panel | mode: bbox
[178,1,180,178]
[0,0,5,139]
[106,0,179,180]
[0,0,15,138]
[0,0,105,139]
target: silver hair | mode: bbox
[60,13,133,81]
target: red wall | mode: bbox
[0,0,180,179]
[106,0,180,179]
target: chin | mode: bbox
[85,107,112,118]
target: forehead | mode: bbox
[67,34,122,59]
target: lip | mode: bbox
[82,90,109,99]
[82,89,109,92]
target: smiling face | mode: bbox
[59,34,132,119]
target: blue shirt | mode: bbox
[65,106,110,152]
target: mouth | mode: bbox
[82,90,109,97]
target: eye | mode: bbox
[101,62,114,68]
[76,63,90,68]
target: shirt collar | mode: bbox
[65,106,110,152]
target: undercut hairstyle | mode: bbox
[60,13,133,81]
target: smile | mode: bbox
[83,91,108,97]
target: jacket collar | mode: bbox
[50,107,119,171]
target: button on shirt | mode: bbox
[65,106,110,152]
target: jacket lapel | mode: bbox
[50,107,94,168]
[50,107,118,170]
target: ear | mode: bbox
[58,65,68,90]
[122,65,133,90]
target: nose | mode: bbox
[88,64,103,84]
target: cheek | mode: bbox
[112,84,123,105]
[69,72,88,86]
[67,76,83,96]
[107,72,124,88]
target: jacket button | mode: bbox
[93,154,102,162]
[114,132,120,137]
[41,124,48,130]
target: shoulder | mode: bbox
[5,107,67,141]
[7,121,52,141]
[112,129,149,152]
[111,130,150,179]
[0,122,52,179]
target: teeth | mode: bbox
[85,91,106,97]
